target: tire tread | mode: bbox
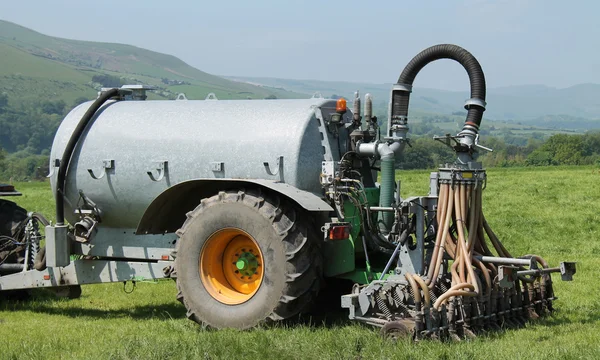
[174,188,322,327]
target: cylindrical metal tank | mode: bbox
[50,98,349,229]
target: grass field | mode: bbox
[1,166,599,359]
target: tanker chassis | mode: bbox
[0,44,575,340]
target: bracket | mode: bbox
[497,266,518,289]
[147,161,168,182]
[87,159,114,180]
[560,262,576,281]
[263,156,284,182]
[46,158,61,178]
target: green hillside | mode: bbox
[226,76,600,123]
[0,19,305,105]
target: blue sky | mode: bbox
[1,0,598,91]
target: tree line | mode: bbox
[399,132,600,169]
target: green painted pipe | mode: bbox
[378,157,395,234]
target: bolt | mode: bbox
[235,253,239,257]
[242,248,246,252]
[249,249,253,252]
[235,270,239,274]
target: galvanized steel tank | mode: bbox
[50,98,350,229]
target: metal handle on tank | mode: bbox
[46,159,60,178]
[87,159,115,180]
[263,156,284,182]
[147,161,168,182]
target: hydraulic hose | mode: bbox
[55,88,119,225]
[392,44,486,134]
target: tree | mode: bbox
[73,96,89,107]
[41,100,66,115]
[0,93,8,110]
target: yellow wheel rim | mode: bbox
[200,228,264,305]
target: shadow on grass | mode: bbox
[0,292,187,321]
[0,282,354,329]
[4,281,591,334]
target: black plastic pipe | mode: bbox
[392,44,486,131]
[55,88,119,225]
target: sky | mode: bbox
[0,0,598,91]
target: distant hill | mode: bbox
[0,20,305,105]
[225,76,600,123]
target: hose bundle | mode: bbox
[401,177,554,334]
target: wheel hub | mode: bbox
[199,228,264,305]
[235,251,259,277]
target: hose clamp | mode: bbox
[393,83,413,93]
[464,98,487,111]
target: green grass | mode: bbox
[1,166,599,359]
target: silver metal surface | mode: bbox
[463,97,487,110]
[393,83,413,93]
[46,224,69,267]
[369,206,394,212]
[50,98,341,228]
[72,228,176,259]
[476,256,535,268]
[396,197,427,276]
[0,259,171,291]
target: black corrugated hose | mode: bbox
[392,44,486,131]
[55,88,120,225]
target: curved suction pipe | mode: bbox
[391,44,487,151]
[56,88,120,225]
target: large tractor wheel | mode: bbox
[0,199,31,300]
[174,190,322,329]
[0,200,28,269]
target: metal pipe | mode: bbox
[0,263,24,274]
[476,256,533,267]
[369,206,395,212]
[517,267,561,277]
[379,230,409,280]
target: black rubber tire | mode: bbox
[0,199,29,299]
[0,199,28,269]
[174,189,322,329]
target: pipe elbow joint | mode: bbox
[378,144,395,160]
[388,141,406,157]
